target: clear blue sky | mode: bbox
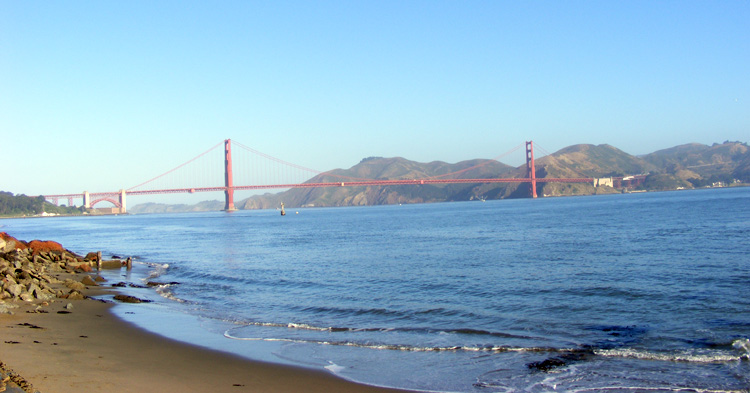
[2,1,748,204]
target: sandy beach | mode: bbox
[1,296,414,393]
[0,234,412,393]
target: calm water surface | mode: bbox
[3,188,749,392]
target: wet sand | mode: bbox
[0,291,412,393]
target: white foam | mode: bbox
[143,263,169,280]
[286,322,331,331]
[325,361,346,374]
[155,284,185,303]
[732,338,749,355]
[572,386,748,393]
[595,348,742,363]
[223,328,562,354]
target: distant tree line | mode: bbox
[0,191,84,216]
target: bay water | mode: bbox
[3,187,749,392]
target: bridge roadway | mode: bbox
[44,176,594,198]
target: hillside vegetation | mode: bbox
[239,157,517,209]
[0,192,84,217]
[641,141,749,187]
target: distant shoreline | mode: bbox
[2,184,745,219]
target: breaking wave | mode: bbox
[222,321,563,353]
[595,338,750,363]
[154,283,185,303]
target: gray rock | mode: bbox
[7,283,24,298]
[30,285,52,300]
[26,282,41,294]
[19,292,34,302]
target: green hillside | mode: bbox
[0,191,84,217]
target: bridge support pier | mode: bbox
[119,189,127,214]
[526,141,537,198]
[83,191,91,209]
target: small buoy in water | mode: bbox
[296,211,299,214]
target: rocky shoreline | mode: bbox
[0,232,124,306]
[0,232,125,393]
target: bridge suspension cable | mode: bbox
[127,141,224,191]
[426,142,526,180]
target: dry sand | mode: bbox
[0,288,412,393]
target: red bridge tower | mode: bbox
[526,141,537,198]
[224,139,237,211]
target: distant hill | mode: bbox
[128,140,748,212]
[238,157,517,209]
[541,144,654,177]
[533,144,655,197]
[641,142,750,186]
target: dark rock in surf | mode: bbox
[526,350,592,372]
[145,281,179,287]
[113,294,151,303]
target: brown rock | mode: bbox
[26,239,64,257]
[67,290,85,300]
[83,252,100,261]
[63,279,86,292]
[80,275,98,287]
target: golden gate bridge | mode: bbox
[42,140,594,213]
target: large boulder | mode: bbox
[26,240,65,256]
